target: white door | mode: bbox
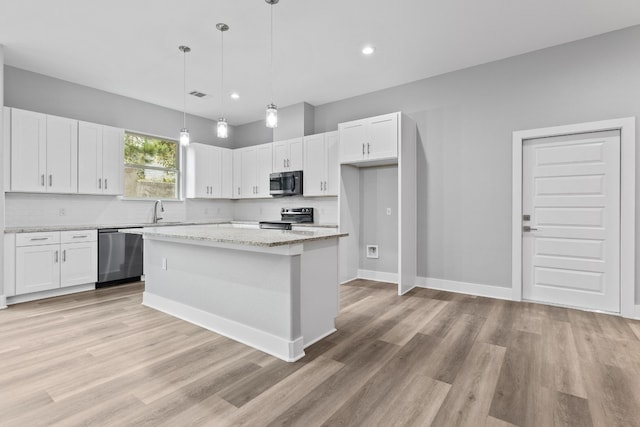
[273,140,289,172]
[368,113,398,160]
[325,131,340,196]
[303,134,326,196]
[46,115,78,193]
[522,130,621,312]
[102,126,124,195]
[61,242,97,287]
[339,120,366,163]
[221,148,233,199]
[11,108,47,192]
[16,245,61,294]
[233,149,242,198]
[288,138,304,171]
[256,144,273,197]
[78,121,103,194]
[209,146,222,198]
[241,148,257,197]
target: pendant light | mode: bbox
[216,23,230,139]
[265,0,279,128]
[178,45,191,146]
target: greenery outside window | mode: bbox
[124,132,180,199]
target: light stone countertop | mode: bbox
[122,224,347,247]
[4,220,337,234]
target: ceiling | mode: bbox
[1,0,639,126]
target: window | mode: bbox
[124,132,180,199]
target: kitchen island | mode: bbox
[125,224,347,362]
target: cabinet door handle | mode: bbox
[238,187,240,195]
[41,174,45,186]
[324,181,327,191]
[105,179,108,190]
[49,174,53,187]
[362,143,365,155]
[54,250,59,263]
[367,143,370,155]
[62,250,66,262]
[283,159,286,168]
[98,178,102,189]
[287,159,290,168]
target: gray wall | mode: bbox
[4,66,234,148]
[234,118,273,148]
[315,25,640,301]
[359,166,398,273]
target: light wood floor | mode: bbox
[1,280,640,426]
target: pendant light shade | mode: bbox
[265,0,279,128]
[266,103,278,128]
[216,23,230,139]
[217,117,228,139]
[178,45,191,146]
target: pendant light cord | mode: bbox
[270,3,274,104]
[220,29,225,117]
[183,49,187,128]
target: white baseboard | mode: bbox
[416,277,513,301]
[357,269,398,284]
[0,295,6,309]
[143,291,305,362]
[7,284,95,305]
[634,305,640,320]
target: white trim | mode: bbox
[416,277,513,300]
[304,328,337,348]
[512,117,636,318]
[0,295,6,309]
[7,283,95,305]
[143,291,306,362]
[634,305,640,321]
[357,269,398,284]
[340,277,359,285]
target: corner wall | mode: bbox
[315,25,640,303]
[0,46,5,307]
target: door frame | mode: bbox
[512,117,636,317]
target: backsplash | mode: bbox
[5,193,234,227]
[4,193,337,227]
[232,196,338,224]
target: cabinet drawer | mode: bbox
[60,230,97,243]
[16,232,60,247]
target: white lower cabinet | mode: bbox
[14,230,97,295]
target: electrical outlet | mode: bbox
[59,208,66,216]
[366,245,379,259]
[386,208,391,216]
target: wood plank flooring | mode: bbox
[1,279,640,426]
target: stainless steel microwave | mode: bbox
[270,171,303,197]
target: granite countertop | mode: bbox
[4,220,338,234]
[122,224,347,247]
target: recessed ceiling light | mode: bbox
[230,92,240,100]
[362,45,375,55]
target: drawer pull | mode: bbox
[30,237,49,241]
[72,235,89,239]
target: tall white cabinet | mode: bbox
[78,121,124,195]
[237,143,272,198]
[10,108,78,193]
[338,112,417,295]
[303,131,339,196]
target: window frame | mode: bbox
[122,130,182,201]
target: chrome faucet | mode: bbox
[153,200,164,224]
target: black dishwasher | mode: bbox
[97,228,144,287]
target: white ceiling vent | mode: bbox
[189,90,210,99]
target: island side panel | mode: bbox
[300,238,340,347]
[142,238,304,361]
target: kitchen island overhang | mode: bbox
[126,225,347,362]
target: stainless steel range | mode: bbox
[259,207,314,230]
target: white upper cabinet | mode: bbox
[339,112,399,166]
[10,108,47,192]
[10,108,79,193]
[221,148,233,199]
[303,131,339,197]
[78,121,124,195]
[272,137,303,172]
[232,149,242,199]
[237,143,272,198]
[186,143,230,199]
